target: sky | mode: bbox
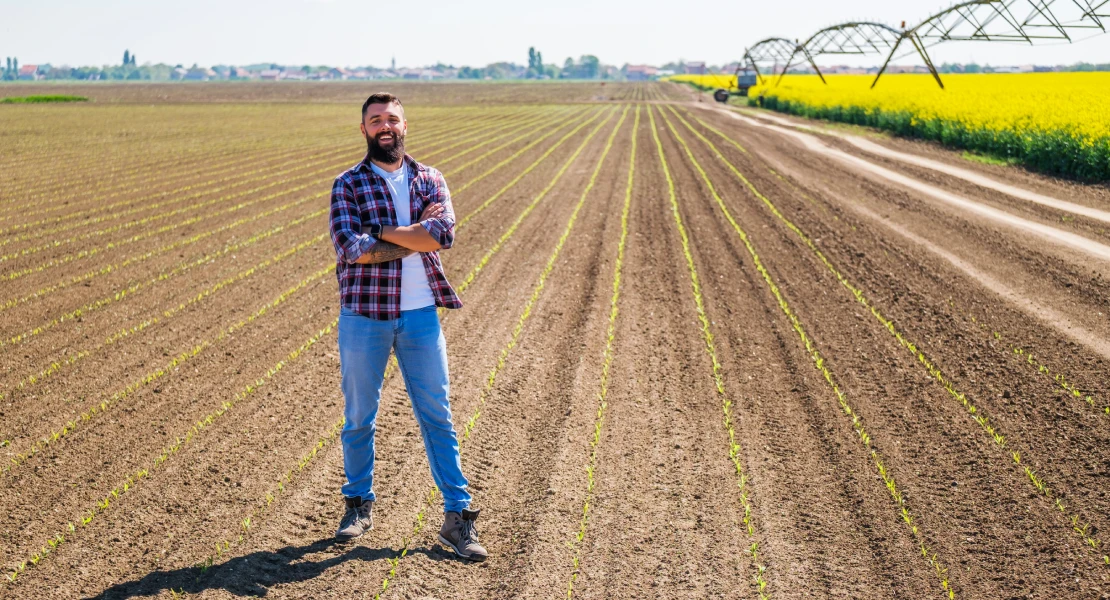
[3,0,1109,69]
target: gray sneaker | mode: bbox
[438,508,488,562]
[335,496,373,541]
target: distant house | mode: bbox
[17,65,40,80]
[326,67,349,80]
[260,69,281,81]
[888,65,919,74]
[183,67,215,81]
[281,69,307,80]
[400,69,421,80]
[626,64,657,81]
[684,62,706,75]
[991,65,1037,73]
[348,69,372,80]
[231,67,254,79]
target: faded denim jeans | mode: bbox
[338,305,471,513]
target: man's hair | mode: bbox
[361,92,403,120]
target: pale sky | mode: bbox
[3,0,1108,69]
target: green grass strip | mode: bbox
[1,95,87,104]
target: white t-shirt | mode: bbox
[370,162,436,311]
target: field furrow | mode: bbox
[4,81,1108,598]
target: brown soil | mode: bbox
[2,83,1109,600]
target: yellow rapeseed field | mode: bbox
[668,73,743,92]
[673,72,1110,180]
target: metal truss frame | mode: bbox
[742,38,801,84]
[873,0,1110,88]
[775,22,904,86]
[754,1,1110,91]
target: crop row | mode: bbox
[0,131,348,238]
[0,121,351,213]
[453,105,608,228]
[436,106,579,179]
[649,106,770,599]
[1,263,333,478]
[0,145,345,261]
[720,144,1108,425]
[0,108,563,311]
[0,106,352,184]
[0,101,570,353]
[0,203,325,350]
[0,109,574,465]
[910,298,1110,425]
[1,102,600,531]
[164,106,615,592]
[1,232,327,401]
[0,105,621,591]
[0,105,531,232]
[565,106,639,599]
[0,104,519,204]
[370,105,628,600]
[1,173,329,284]
[0,109,529,265]
[0,124,345,207]
[979,320,1109,418]
[4,106,546,247]
[4,313,339,585]
[755,152,1107,421]
[680,108,1109,567]
[658,105,955,597]
[415,108,564,170]
[454,106,616,293]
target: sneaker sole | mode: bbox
[335,523,372,542]
[437,534,487,562]
[335,532,362,542]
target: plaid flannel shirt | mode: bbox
[330,154,462,320]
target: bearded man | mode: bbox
[328,92,486,561]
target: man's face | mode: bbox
[361,102,407,164]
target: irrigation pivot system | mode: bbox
[734,0,1110,94]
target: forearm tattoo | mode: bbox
[359,240,414,264]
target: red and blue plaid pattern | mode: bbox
[330,154,462,320]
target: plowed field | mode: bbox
[2,81,1109,599]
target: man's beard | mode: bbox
[366,130,406,164]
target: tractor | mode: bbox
[713,68,760,103]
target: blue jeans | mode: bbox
[338,305,471,513]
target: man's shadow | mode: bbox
[90,538,452,599]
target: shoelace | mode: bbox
[460,518,479,545]
[341,504,370,528]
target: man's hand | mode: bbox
[420,202,444,222]
[378,203,446,253]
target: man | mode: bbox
[328,92,486,561]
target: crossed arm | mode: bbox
[331,172,457,265]
[352,203,445,264]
